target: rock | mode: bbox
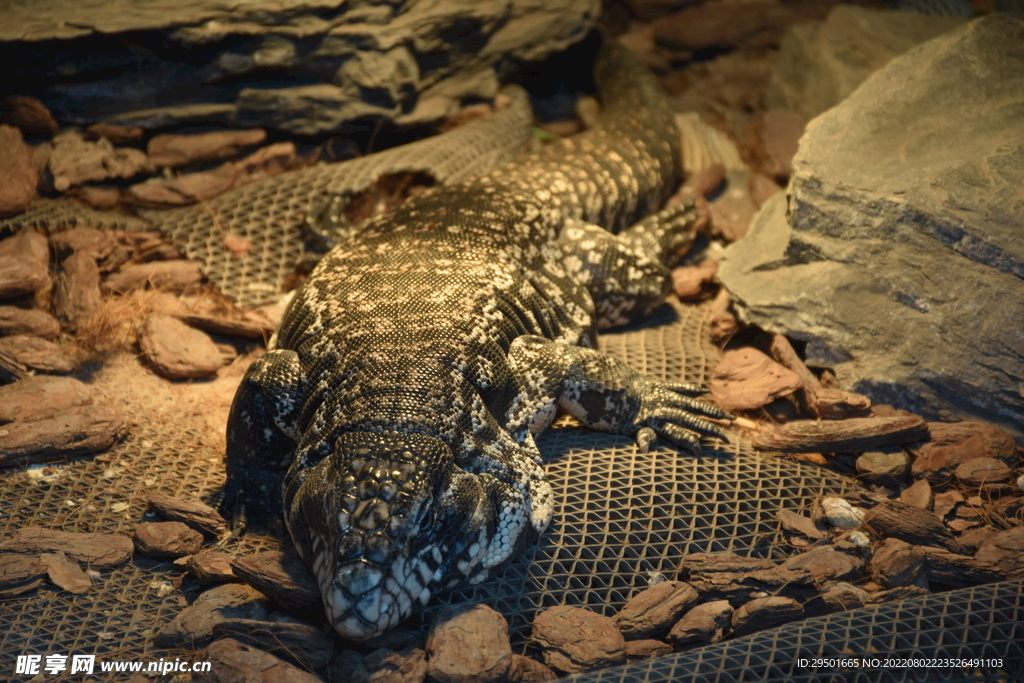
[148,493,227,537]
[654,2,830,52]
[147,129,266,168]
[507,654,557,683]
[624,639,672,660]
[86,123,144,145]
[911,422,1018,483]
[0,554,48,597]
[899,479,933,509]
[856,448,910,488]
[40,129,152,191]
[710,347,803,412]
[0,124,38,215]
[39,551,92,594]
[0,230,49,298]
[0,527,132,567]
[667,600,733,649]
[862,500,969,554]
[749,415,929,453]
[53,251,102,329]
[197,637,323,683]
[154,583,269,649]
[0,403,129,466]
[870,538,925,588]
[532,606,625,674]
[187,551,238,585]
[613,580,700,640]
[748,172,782,208]
[0,306,60,339]
[0,335,77,374]
[731,596,803,636]
[230,550,322,614]
[720,16,1024,438]
[776,509,826,540]
[671,261,718,300]
[127,162,238,207]
[133,521,204,557]
[815,496,865,530]
[780,546,864,584]
[139,314,223,380]
[746,109,806,181]
[103,260,205,294]
[974,526,1024,577]
[955,457,1013,489]
[426,604,512,683]
[766,5,966,120]
[211,618,335,670]
[0,96,59,136]
[0,375,92,424]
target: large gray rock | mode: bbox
[765,5,966,120]
[720,15,1024,439]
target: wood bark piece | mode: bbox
[198,637,323,683]
[918,546,1004,587]
[211,618,335,670]
[955,457,1012,488]
[41,129,153,191]
[508,654,557,683]
[103,260,205,294]
[899,479,933,510]
[426,603,512,683]
[911,421,1018,484]
[154,584,269,649]
[625,639,672,660]
[40,551,92,593]
[0,305,60,339]
[50,227,118,262]
[362,647,429,683]
[532,606,625,674]
[148,492,227,537]
[671,260,718,300]
[711,347,803,412]
[176,312,274,340]
[0,124,38,215]
[776,509,826,540]
[855,448,910,488]
[803,582,868,617]
[147,129,267,168]
[749,415,929,453]
[53,250,103,329]
[187,551,238,585]
[87,123,144,145]
[0,527,132,567]
[0,403,130,466]
[862,500,970,554]
[140,314,223,380]
[230,550,322,613]
[0,335,78,374]
[974,526,1024,577]
[127,162,238,207]
[1,96,58,136]
[870,538,925,588]
[731,596,803,636]
[678,552,815,602]
[780,546,864,584]
[0,375,92,424]
[0,230,49,298]
[668,600,733,649]
[868,585,930,604]
[133,521,204,557]
[613,580,699,640]
[0,553,48,595]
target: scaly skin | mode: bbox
[223,36,731,641]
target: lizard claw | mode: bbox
[636,379,732,453]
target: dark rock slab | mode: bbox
[230,550,322,614]
[154,583,269,649]
[613,580,699,640]
[197,637,323,683]
[667,600,733,649]
[532,606,625,674]
[721,15,1024,438]
[0,527,132,567]
[0,124,38,215]
[0,403,130,466]
[133,521,204,558]
[0,230,49,299]
[426,603,512,683]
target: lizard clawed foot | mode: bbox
[634,380,733,454]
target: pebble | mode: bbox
[532,605,625,674]
[426,603,512,683]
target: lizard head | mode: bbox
[285,430,495,640]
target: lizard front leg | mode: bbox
[506,335,731,454]
[223,349,305,531]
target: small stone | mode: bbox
[624,639,672,660]
[147,129,266,168]
[39,551,92,594]
[53,251,102,329]
[0,335,77,373]
[0,403,129,466]
[613,580,700,640]
[426,603,512,683]
[667,600,733,649]
[0,124,38,215]
[86,123,144,145]
[671,260,718,299]
[230,550,322,613]
[856,448,910,488]
[899,479,933,510]
[870,538,925,588]
[532,606,625,674]
[0,306,60,339]
[507,654,557,683]
[0,375,92,424]
[140,314,223,380]
[955,457,1013,488]
[187,551,238,585]
[731,596,803,636]
[42,129,152,191]
[0,527,132,567]
[711,347,803,412]
[0,230,49,298]
[104,260,205,294]
[154,584,269,649]
[199,637,322,683]
[818,496,864,530]
[0,96,59,136]
[133,521,204,558]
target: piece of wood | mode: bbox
[768,334,871,419]
[0,527,133,567]
[148,492,227,537]
[862,500,970,555]
[749,415,929,453]
[230,550,322,613]
[0,403,130,466]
